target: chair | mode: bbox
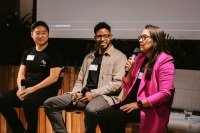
[169,86,176,109]
[166,86,175,133]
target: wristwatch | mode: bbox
[137,100,143,109]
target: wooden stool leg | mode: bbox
[65,111,102,133]
[38,107,53,133]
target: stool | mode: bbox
[64,110,101,133]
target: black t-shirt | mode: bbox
[112,57,148,109]
[21,44,64,90]
[86,51,103,89]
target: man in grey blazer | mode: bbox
[44,22,127,133]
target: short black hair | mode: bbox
[94,22,111,34]
[31,21,49,32]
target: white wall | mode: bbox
[36,0,200,40]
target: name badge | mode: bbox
[89,65,98,71]
[138,72,143,79]
[26,55,35,61]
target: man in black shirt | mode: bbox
[0,21,63,133]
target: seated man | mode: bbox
[44,22,127,133]
[0,21,64,133]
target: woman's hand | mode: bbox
[120,102,139,113]
[124,57,135,72]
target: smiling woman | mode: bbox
[98,24,175,133]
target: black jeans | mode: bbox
[0,87,58,133]
[99,104,140,133]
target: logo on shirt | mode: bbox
[40,60,46,67]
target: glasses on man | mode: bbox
[138,35,151,41]
[95,34,111,40]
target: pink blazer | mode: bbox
[122,52,174,133]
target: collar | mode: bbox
[86,44,115,59]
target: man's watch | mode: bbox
[137,100,143,109]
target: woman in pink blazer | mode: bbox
[99,24,175,133]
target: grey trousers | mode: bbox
[44,93,110,133]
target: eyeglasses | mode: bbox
[138,35,151,41]
[95,34,111,40]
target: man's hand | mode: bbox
[16,89,23,100]
[19,87,36,100]
[79,91,93,103]
[71,92,83,103]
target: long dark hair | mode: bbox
[145,24,170,80]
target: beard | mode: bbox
[97,42,111,53]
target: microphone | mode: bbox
[73,87,90,105]
[124,48,140,77]
[21,79,26,91]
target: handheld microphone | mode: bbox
[21,79,26,91]
[124,48,140,77]
[73,87,90,105]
